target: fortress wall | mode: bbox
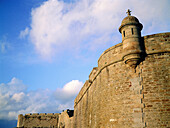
[144,33,170,54]
[17,113,60,127]
[74,43,124,108]
[98,43,123,70]
[17,110,75,128]
[74,80,91,107]
[141,53,170,127]
[16,33,170,128]
[140,32,170,127]
[58,110,74,128]
[90,61,145,128]
[73,32,170,128]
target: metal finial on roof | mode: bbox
[126,9,131,16]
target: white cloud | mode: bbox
[0,38,10,54]
[26,0,170,59]
[11,92,25,102]
[63,80,83,95]
[0,77,83,120]
[55,80,83,102]
[0,42,6,53]
[8,111,17,120]
[0,77,27,95]
[19,27,30,39]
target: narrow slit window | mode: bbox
[123,31,125,37]
[131,28,134,35]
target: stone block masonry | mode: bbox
[17,109,74,128]
[73,32,170,128]
[17,10,170,128]
[17,113,60,127]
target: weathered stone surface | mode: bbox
[17,113,60,128]
[73,32,170,128]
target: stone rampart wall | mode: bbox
[17,110,74,128]
[17,113,60,127]
[58,110,74,128]
[73,32,170,128]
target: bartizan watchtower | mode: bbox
[119,9,144,68]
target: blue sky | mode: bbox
[0,0,170,127]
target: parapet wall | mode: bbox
[98,32,170,69]
[144,33,170,54]
[98,43,123,70]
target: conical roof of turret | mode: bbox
[119,9,143,33]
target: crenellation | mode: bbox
[17,113,61,127]
[39,113,46,116]
[25,113,32,116]
[47,113,54,116]
[32,113,39,116]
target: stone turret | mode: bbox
[119,9,144,68]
